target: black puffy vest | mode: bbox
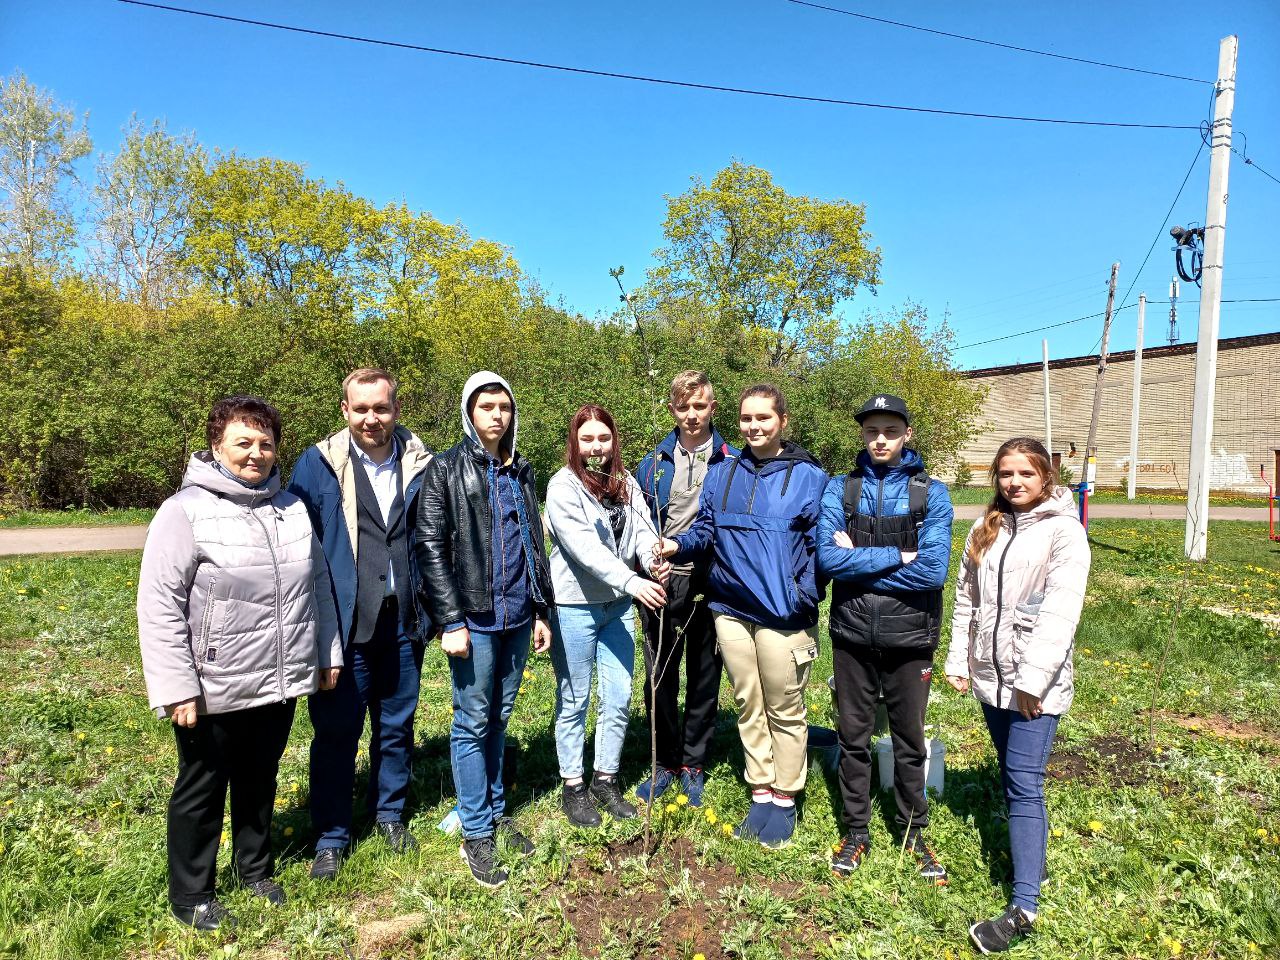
[828,469,943,651]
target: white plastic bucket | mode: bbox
[874,735,946,798]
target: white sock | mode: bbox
[1019,907,1037,921]
[565,777,583,788]
[771,792,795,808]
[751,789,772,804]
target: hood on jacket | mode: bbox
[741,439,821,471]
[656,426,733,459]
[1014,486,1078,526]
[182,451,281,503]
[315,424,432,481]
[855,447,925,477]
[460,370,518,459]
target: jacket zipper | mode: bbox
[870,473,886,649]
[991,518,1019,702]
[249,501,287,700]
[197,576,218,669]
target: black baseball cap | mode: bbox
[854,394,911,425]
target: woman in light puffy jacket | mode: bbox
[544,404,670,828]
[944,437,1090,954]
[137,396,342,931]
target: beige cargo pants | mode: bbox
[714,613,819,795]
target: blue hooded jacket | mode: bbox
[634,428,740,532]
[816,448,954,594]
[673,440,828,630]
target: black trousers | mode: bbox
[638,570,722,771]
[168,699,296,906]
[832,642,933,834]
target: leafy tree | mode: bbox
[646,160,881,363]
[91,117,205,308]
[0,72,92,270]
[183,154,373,312]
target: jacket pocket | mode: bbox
[196,577,218,667]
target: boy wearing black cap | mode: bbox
[816,395,955,882]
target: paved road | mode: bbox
[0,504,1271,556]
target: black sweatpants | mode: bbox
[167,699,296,906]
[832,642,933,834]
[638,570,722,771]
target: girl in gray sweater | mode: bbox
[544,404,670,826]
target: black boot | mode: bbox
[561,779,602,827]
[590,772,637,820]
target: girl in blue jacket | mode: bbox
[657,383,827,848]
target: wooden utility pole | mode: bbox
[1127,294,1146,500]
[1083,262,1120,472]
[1185,35,1239,561]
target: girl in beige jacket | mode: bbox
[944,437,1090,954]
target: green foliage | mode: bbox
[646,160,881,358]
[954,460,974,487]
[0,72,92,270]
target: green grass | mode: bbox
[947,486,1270,508]
[0,507,156,528]
[1,522,1278,958]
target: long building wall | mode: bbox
[954,333,1280,494]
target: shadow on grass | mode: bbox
[935,762,1015,897]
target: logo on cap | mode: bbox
[874,396,887,408]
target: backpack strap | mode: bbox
[842,470,864,524]
[908,472,931,530]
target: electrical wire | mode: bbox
[115,0,1201,130]
[954,298,1278,352]
[783,0,1212,85]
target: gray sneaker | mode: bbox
[459,835,509,889]
[969,904,1035,954]
[590,773,637,820]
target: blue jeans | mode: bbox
[981,702,1060,913]
[448,625,532,839]
[551,598,636,779]
[309,615,424,851]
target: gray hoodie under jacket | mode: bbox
[544,467,662,605]
[137,452,343,717]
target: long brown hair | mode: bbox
[565,404,629,504]
[967,437,1056,564]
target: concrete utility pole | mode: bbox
[1128,294,1146,500]
[1042,339,1052,457]
[1185,35,1238,562]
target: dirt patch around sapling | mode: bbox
[1162,711,1280,748]
[547,834,821,960]
[1048,734,1166,790]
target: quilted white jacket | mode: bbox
[944,487,1090,715]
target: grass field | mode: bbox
[0,507,156,528]
[1,520,1278,959]
[945,487,1271,508]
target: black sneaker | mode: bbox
[905,830,948,885]
[969,904,1035,954]
[496,816,534,856]
[171,897,236,931]
[830,831,871,877]
[562,780,602,827]
[375,820,418,854]
[590,772,637,820]
[247,879,286,905]
[459,835,509,889]
[309,846,345,881]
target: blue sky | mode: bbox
[5,0,1278,368]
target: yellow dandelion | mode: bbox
[75,732,85,742]
[665,802,678,813]
[694,954,706,960]
[722,823,733,836]
[523,669,533,680]
[1052,828,1063,838]
[1165,938,1183,956]
[104,746,114,756]
[57,605,67,611]
[1088,820,1104,833]
[220,830,228,845]
[15,588,26,595]
[284,826,294,837]
[1257,828,1268,838]
[705,810,717,824]
[676,794,689,806]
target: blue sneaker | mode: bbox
[635,766,678,805]
[679,766,706,807]
[733,801,775,841]
[757,803,796,849]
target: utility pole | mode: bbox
[1128,294,1146,500]
[1081,261,1120,525]
[1041,339,1052,458]
[1185,35,1238,562]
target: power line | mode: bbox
[116,0,1201,130]
[1242,156,1280,188]
[784,0,1212,85]
[953,298,1277,351]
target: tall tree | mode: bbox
[0,72,92,270]
[646,160,881,363]
[183,153,373,312]
[92,117,205,308]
